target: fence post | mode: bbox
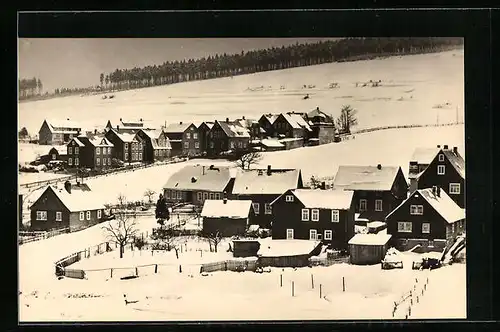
[342,277,345,292]
[110,268,113,278]
[292,281,295,297]
[280,274,283,287]
[311,274,314,289]
[135,267,139,276]
[224,262,228,271]
[155,264,158,273]
[319,284,322,298]
[179,265,182,273]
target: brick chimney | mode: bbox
[179,121,183,125]
[443,144,449,150]
[432,186,437,196]
[436,187,441,197]
[226,118,229,123]
[94,129,97,135]
[242,116,245,120]
[437,145,441,148]
[267,165,272,176]
[453,146,458,155]
[377,164,382,170]
[116,125,120,131]
[64,181,71,194]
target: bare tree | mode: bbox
[234,149,263,170]
[202,230,222,253]
[144,189,156,204]
[309,175,323,189]
[336,105,358,134]
[102,195,138,258]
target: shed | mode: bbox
[348,233,392,265]
[232,239,261,258]
[201,199,253,237]
[257,239,322,268]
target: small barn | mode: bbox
[232,239,261,258]
[201,199,254,237]
[348,233,392,265]
[257,239,322,268]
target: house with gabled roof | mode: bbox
[258,114,278,138]
[195,121,214,155]
[66,135,114,169]
[30,182,107,232]
[232,166,303,228]
[162,165,236,206]
[385,186,466,250]
[105,118,148,134]
[408,146,441,193]
[201,198,255,237]
[206,119,251,157]
[271,112,312,149]
[135,129,171,163]
[412,145,465,209]
[163,122,199,157]
[270,188,355,249]
[304,107,337,145]
[38,119,82,145]
[104,129,142,164]
[333,164,408,223]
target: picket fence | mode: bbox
[19,227,70,245]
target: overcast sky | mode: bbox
[18,38,338,93]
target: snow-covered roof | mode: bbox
[31,185,105,213]
[261,139,284,148]
[163,165,234,192]
[68,137,85,147]
[257,239,320,257]
[367,221,387,229]
[201,199,252,219]
[280,137,304,142]
[386,187,465,223]
[261,114,278,124]
[140,129,163,140]
[164,122,193,133]
[443,149,465,179]
[84,135,114,147]
[410,147,440,164]
[355,213,370,222]
[218,121,251,138]
[48,146,68,155]
[46,119,81,133]
[333,165,402,191]
[109,129,138,143]
[348,233,392,246]
[277,189,354,210]
[282,113,312,131]
[232,168,301,195]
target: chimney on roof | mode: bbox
[242,116,245,120]
[180,121,183,125]
[64,181,71,194]
[436,187,441,197]
[444,144,449,150]
[226,118,229,123]
[453,146,458,155]
[437,145,441,148]
[316,107,319,111]
[267,165,272,176]
[120,118,122,122]
[432,186,437,196]
[116,125,120,131]
[94,129,97,135]
[140,118,143,122]
[377,164,382,170]
[67,118,70,121]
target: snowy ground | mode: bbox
[18,50,463,136]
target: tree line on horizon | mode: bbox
[98,37,463,92]
[18,77,43,99]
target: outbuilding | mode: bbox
[201,198,254,237]
[348,233,392,265]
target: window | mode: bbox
[96,147,100,155]
[265,203,272,215]
[96,158,100,165]
[203,192,209,201]
[437,165,445,175]
[422,222,431,234]
[125,143,129,150]
[75,147,79,154]
[68,147,73,154]
[301,209,310,221]
[79,212,84,220]
[375,199,383,212]
[253,203,260,215]
[165,190,170,199]
[215,193,221,200]
[193,133,198,139]
[397,221,412,233]
[331,210,339,222]
[139,153,142,160]
[125,153,128,160]
[177,191,182,199]
[210,142,215,148]
[243,142,247,148]
[36,211,47,221]
[97,210,102,219]
[186,133,191,139]
[311,209,319,221]
[285,195,294,202]
[197,192,202,201]
[139,143,142,150]
[102,158,106,166]
[324,230,333,240]
[184,142,189,149]
[410,205,424,215]
[438,154,444,162]
[230,141,235,149]
[359,199,367,212]
[238,141,242,148]
[209,193,215,200]
[428,240,434,247]
[75,158,79,166]
[86,211,91,220]
[195,142,200,149]
[449,183,460,195]
[108,158,111,165]
[68,158,73,166]
[309,229,317,241]
[52,154,56,160]
[286,229,294,240]
[155,150,158,156]
[55,211,62,221]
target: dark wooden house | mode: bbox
[304,107,337,145]
[135,129,171,163]
[258,114,278,138]
[196,121,214,155]
[206,119,251,157]
[414,145,465,209]
[333,164,408,223]
[162,165,235,206]
[385,186,466,250]
[348,233,392,265]
[39,146,68,164]
[408,146,441,194]
[271,188,355,250]
[30,182,106,232]
[38,119,81,145]
[105,118,148,134]
[201,198,254,237]
[272,112,312,143]
[66,135,114,169]
[163,122,200,157]
[104,128,142,164]
[232,166,303,228]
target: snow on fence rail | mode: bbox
[350,121,463,136]
[19,227,70,245]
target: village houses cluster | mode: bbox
[30,107,466,260]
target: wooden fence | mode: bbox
[19,227,70,245]
[309,256,350,267]
[200,258,259,273]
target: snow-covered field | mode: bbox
[18,49,466,321]
[18,49,464,136]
